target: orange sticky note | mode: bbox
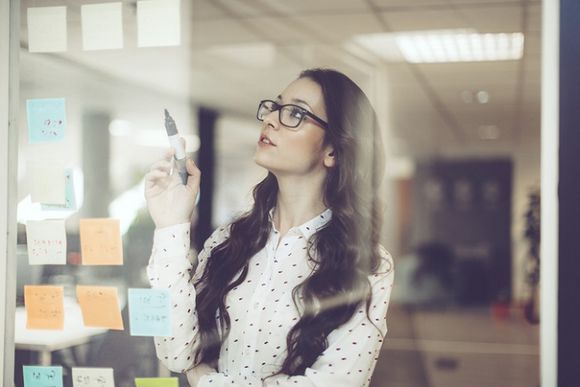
[24,285,64,330]
[79,218,123,265]
[76,285,124,330]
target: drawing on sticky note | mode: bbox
[72,367,115,387]
[26,98,66,143]
[24,285,65,330]
[26,220,67,265]
[79,219,123,265]
[76,285,124,330]
[23,366,64,387]
[128,288,171,336]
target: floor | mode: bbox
[370,304,540,387]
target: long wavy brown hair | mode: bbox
[192,68,386,378]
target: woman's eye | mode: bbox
[289,107,304,119]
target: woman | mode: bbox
[144,68,394,387]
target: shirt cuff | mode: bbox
[151,223,191,264]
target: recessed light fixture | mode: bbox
[476,91,490,104]
[353,29,524,63]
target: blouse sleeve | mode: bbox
[197,248,395,387]
[146,223,229,373]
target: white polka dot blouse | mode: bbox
[147,208,395,387]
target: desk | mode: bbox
[15,299,107,365]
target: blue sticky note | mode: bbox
[128,288,171,337]
[27,98,66,144]
[23,366,63,387]
[41,169,77,211]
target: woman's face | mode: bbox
[253,77,333,176]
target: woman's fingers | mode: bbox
[164,146,175,161]
[185,158,201,196]
[150,158,173,174]
[145,169,169,182]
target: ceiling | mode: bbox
[19,0,542,160]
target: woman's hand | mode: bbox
[185,363,217,387]
[144,140,201,229]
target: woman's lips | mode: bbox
[258,134,276,146]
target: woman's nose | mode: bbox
[262,109,280,129]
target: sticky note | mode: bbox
[79,218,123,265]
[23,366,63,387]
[81,3,124,51]
[128,288,171,337]
[76,285,124,330]
[26,220,67,265]
[26,98,66,144]
[72,367,115,387]
[134,378,178,387]
[27,6,67,53]
[28,162,66,205]
[41,169,77,211]
[24,285,64,330]
[137,0,181,47]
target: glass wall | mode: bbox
[9,0,541,386]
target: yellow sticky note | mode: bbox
[76,285,124,330]
[24,285,64,330]
[79,218,123,265]
[135,377,178,387]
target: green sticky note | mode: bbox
[23,366,63,387]
[26,98,66,143]
[135,378,178,387]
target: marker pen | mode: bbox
[163,109,189,185]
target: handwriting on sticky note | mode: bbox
[29,162,66,205]
[128,288,171,337]
[26,98,66,143]
[77,285,124,330]
[23,366,63,387]
[80,219,123,265]
[134,377,178,387]
[24,286,64,330]
[26,220,67,265]
[42,169,77,211]
[72,367,115,387]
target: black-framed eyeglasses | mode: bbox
[256,99,328,130]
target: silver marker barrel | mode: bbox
[164,109,189,185]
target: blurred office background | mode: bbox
[14,0,541,386]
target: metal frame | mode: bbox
[1,0,19,385]
[540,0,559,386]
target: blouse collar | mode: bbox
[268,207,332,239]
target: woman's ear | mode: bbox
[323,148,336,168]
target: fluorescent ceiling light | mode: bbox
[353,29,524,63]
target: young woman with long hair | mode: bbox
[144,68,395,387]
